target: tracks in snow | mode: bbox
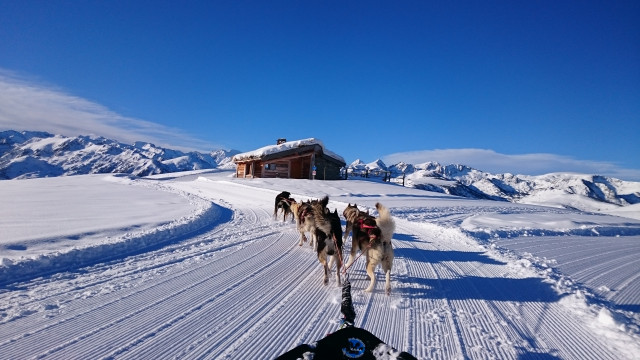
[0,178,636,359]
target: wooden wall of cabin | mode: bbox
[236,163,246,178]
[290,156,312,179]
[235,152,343,180]
[290,158,303,179]
[262,161,289,178]
[262,156,313,179]
[252,162,262,178]
[235,161,262,178]
[314,156,344,180]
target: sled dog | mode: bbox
[310,197,343,286]
[293,200,316,246]
[274,191,295,222]
[342,203,368,241]
[344,203,395,294]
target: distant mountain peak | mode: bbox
[0,130,236,180]
[367,159,387,170]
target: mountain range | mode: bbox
[349,158,640,219]
[0,130,238,179]
[2,130,639,219]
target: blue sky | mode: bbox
[1,1,639,180]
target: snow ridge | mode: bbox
[0,178,227,286]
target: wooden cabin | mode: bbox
[233,138,346,180]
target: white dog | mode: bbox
[344,202,395,294]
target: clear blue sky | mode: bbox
[1,1,639,180]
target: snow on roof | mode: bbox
[232,138,345,164]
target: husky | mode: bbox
[309,197,343,285]
[293,199,317,247]
[344,203,395,294]
[274,191,295,222]
[342,203,364,241]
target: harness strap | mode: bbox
[341,239,374,275]
[300,207,310,223]
[357,219,377,229]
[357,219,378,237]
[332,234,345,273]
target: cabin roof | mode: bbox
[232,138,345,165]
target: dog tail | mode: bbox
[375,202,395,243]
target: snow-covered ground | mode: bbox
[1,170,639,359]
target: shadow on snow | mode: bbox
[394,247,506,266]
[393,233,422,243]
[388,247,560,302]
[395,275,561,302]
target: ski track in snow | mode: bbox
[0,174,639,359]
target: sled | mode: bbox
[275,278,416,360]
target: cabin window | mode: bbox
[265,163,277,170]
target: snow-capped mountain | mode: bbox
[347,159,367,172]
[347,159,388,175]
[350,159,640,217]
[0,130,239,179]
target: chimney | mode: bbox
[277,138,287,145]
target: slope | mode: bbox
[0,172,638,359]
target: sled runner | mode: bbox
[275,279,416,360]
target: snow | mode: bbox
[604,203,640,220]
[231,137,345,164]
[1,175,190,248]
[1,169,639,359]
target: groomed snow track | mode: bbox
[0,175,637,359]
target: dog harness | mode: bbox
[339,220,379,276]
[357,219,378,236]
[299,206,311,224]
